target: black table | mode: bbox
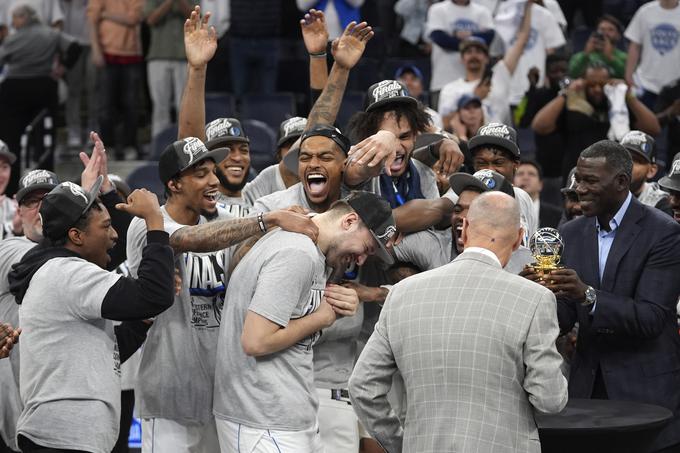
[535,398,673,453]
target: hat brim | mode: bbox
[412,133,448,167]
[83,175,104,214]
[16,183,58,204]
[468,135,520,159]
[0,150,16,165]
[189,147,231,171]
[282,146,301,176]
[366,96,418,113]
[449,172,489,196]
[205,136,250,150]
[658,175,680,193]
[277,132,303,148]
[624,145,653,163]
[369,229,395,265]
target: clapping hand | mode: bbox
[331,21,374,70]
[300,9,329,55]
[184,5,217,69]
[0,323,20,359]
[80,131,114,194]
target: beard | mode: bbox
[215,166,248,193]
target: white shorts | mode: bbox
[141,417,219,453]
[317,387,369,452]
[215,418,323,453]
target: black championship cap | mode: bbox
[158,137,229,185]
[40,176,103,240]
[0,139,16,165]
[283,125,351,175]
[449,169,515,198]
[277,117,308,148]
[659,154,680,193]
[459,36,489,54]
[364,79,418,113]
[468,122,520,159]
[561,167,577,194]
[345,191,397,265]
[204,118,249,150]
[16,169,60,204]
[620,130,656,164]
[108,174,132,199]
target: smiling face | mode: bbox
[326,213,377,269]
[173,159,221,215]
[72,203,118,269]
[472,147,518,182]
[215,142,250,195]
[0,157,11,194]
[298,136,346,212]
[575,156,629,218]
[451,189,482,253]
[378,111,416,178]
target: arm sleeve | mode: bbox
[472,29,495,45]
[429,30,462,51]
[589,231,680,339]
[100,190,133,271]
[114,321,151,363]
[248,247,315,327]
[101,231,175,321]
[623,9,643,44]
[523,291,568,413]
[348,292,404,453]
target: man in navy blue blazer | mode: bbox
[523,140,680,452]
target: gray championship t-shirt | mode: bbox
[395,228,534,274]
[216,193,251,217]
[17,257,122,453]
[250,181,363,389]
[126,206,234,425]
[0,236,35,450]
[213,229,327,430]
[242,164,287,206]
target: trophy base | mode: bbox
[532,264,565,283]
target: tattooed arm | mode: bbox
[305,21,373,130]
[170,210,318,253]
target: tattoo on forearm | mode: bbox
[170,217,261,253]
[306,66,348,129]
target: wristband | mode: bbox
[257,212,267,234]
[309,51,327,58]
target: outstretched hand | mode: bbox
[331,21,374,70]
[300,9,329,55]
[184,5,217,69]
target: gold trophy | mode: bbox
[528,227,564,280]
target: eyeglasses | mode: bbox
[21,196,45,209]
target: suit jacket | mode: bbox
[349,250,568,453]
[539,201,563,229]
[559,197,680,450]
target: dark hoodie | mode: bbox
[7,231,176,362]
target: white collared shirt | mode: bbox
[462,246,502,268]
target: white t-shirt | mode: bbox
[494,0,565,105]
[543,0,567,28]
[625,1,680,94]
[425,1,493,91]
[437,60,513,125]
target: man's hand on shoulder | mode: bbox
[266,209,319,242]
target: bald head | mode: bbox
[462,192,523,266]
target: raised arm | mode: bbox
[305,21,373,129]
[178,6,217,141]
[300,9,330,97]
[624,42,641,89]
[502,1,532,75]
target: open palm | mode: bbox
[332,21,374,70]
[300,9,329,54]
[184,6,217,68]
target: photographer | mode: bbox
[569,15,627,79]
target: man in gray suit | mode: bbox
[349,192,568,453]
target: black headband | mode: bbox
[300,125,351,155]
